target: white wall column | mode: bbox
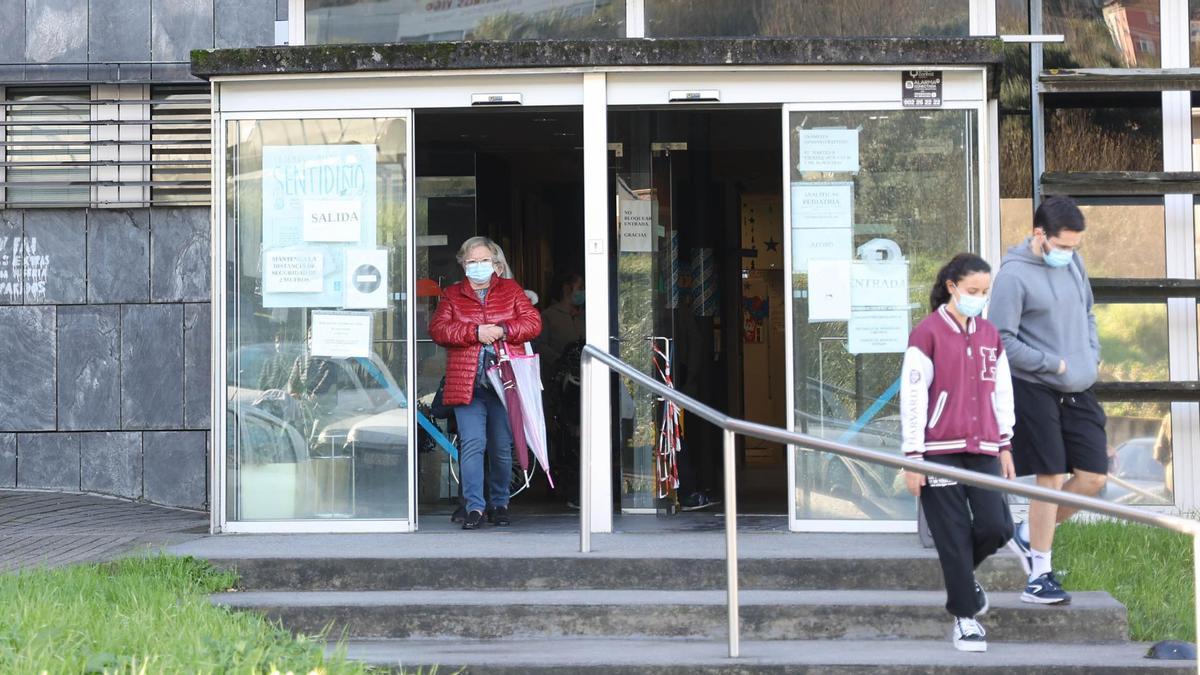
[582,71,613,533]
[1160,0,1197,512]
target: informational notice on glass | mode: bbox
[310,310,373,359]
[343,248,388,309]
[791,181,853,274]
[617,178,655,253]
[262,250,324,294]
[902,70,943,108]
[795,128,859,174]
[807,259,851,322]
[848,261,910,354]
[261,144,377,308]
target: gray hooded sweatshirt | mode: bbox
[988,237,1100,393]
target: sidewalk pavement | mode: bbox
[0,489,209,572]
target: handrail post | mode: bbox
[580,350,592,553]
[723,428,740,658]
[1194,533,1198,654]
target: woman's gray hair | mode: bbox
[456,235,513,279]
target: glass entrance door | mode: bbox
[608,118,680,513]
[784,104,982,530]
[221,112,415,531]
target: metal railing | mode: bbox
[579,343,1200,659]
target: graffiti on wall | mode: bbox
[0,236,49,302]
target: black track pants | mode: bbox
[919,452,1014,618]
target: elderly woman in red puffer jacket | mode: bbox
[429,236,542,530]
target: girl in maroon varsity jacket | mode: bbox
[899,253,1016,654]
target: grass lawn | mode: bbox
[0,554,374,674]
[1055,519,1195,642]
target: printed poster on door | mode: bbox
[261,144,377,308]
[795,128,859,174]
[848,261,910,354]
[790,181,853,274]
[617,177,656,253]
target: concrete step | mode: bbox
[209,555,1026,592]
[214,589,1128,643]
[336,637,1193,674]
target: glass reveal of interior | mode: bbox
[645,0,970,37]
[225,117,410,521]
[789,109,978,521]
[306,0,626,44]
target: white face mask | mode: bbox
[464,260,495,283]
[954,287,988,318]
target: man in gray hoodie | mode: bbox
[988,196,1106,606]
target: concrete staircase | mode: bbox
[191,530,1190,674]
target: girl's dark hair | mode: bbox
[930,253,991,311]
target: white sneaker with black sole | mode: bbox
[952,617,988,652]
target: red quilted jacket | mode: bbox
[429,275,542,406]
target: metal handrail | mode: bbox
[579,343,1200,659]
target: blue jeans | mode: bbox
[453,386,513,513]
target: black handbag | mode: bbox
[430,376,452,419]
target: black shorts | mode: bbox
[1011,378,1108,477]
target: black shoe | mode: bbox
[487,506,511,526]
[451,505,466,523]
[679,492,720,511]
[462,510,485,530]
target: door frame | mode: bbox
[212,106,417,533]
[209,67,996,535]
[211,73,589,534]
[782,94,993,533]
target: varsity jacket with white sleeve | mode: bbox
[900,305,1016,460]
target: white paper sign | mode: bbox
[848,261,910,354]
[796,129,860,173]
[619,196,655,253]
[848,310,910,354]
[792,228,853,274]
[303,199,363,242]
[261,144,377,308]
[850,261,909,309]
[807,260,852,322]
[791,182,853,230]
[310,310,373,359]
[343,249,389,309]
[262,250,324,294]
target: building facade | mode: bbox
[4,1,1200,534]
[0,0,287,508]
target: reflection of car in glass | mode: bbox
[795,449,912,520]
[1104,437,1170,505]
[227,343,410,517]
[227,405,307,519]
[795,377,902,450]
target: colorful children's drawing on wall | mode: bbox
[743,295,769,343]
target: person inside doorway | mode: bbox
[990,196,1106,605]
[430,236,542,530]
[900,253,1016,653]
[537,270,585,505]
[537,271,584,376]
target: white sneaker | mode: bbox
[953,617,988,652]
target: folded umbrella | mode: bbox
[487,342,552,486]
[487,349,529,472]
